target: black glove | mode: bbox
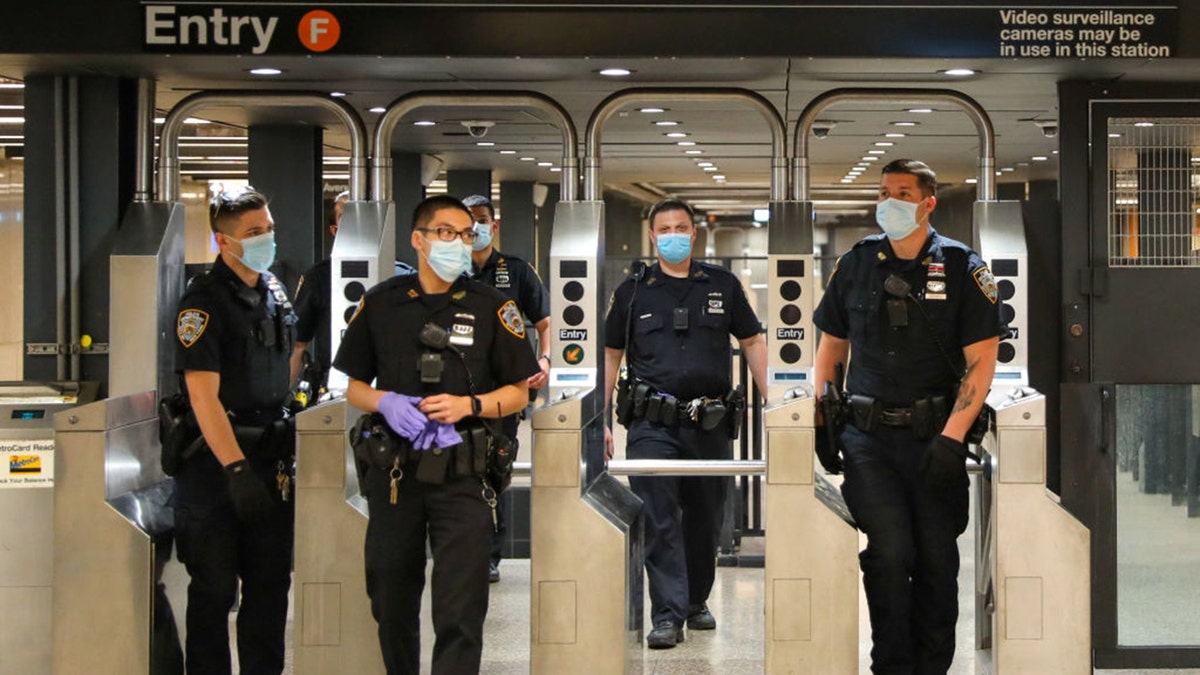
[813,424,844,475]
[920,435,969,491]
[224,459,275,524]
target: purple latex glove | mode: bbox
[432,422,463,449]
[378,392,428,441]
[411,424,437,451]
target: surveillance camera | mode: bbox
[811,120,836,139]
[461,120,495,138]
[1034,120,1058,138]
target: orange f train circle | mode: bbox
[299,10,340,52]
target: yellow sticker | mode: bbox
[177,309,210,348]
[346,300,365,326]
[295,274,306,296]
[498,300,525,339]
[973,266,999,304]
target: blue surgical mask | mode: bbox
[875,198,922,240]
[233,231,276,273]
[471,221,494,252]
[424,239,471,282]
[656,232,692,265]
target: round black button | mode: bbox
[998,342,1016,363]
[343,305,358,324]
[779,305,802,326]
[1001,303,1016,324]
[344,281,366,303]
[563,305,585,326]
[780,280,802,301]
[563,281,585,302]
[780,343,802,364]
[998,279,1016,301]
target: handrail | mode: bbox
[792,88,996,201]
[585,87,787,202]
[157,91,368,203]
[371,91,578,202]
[511,458,984,477]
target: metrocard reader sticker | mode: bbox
[1,440,55,488]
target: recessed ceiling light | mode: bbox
[1052,150,1059,155]
[868,149,887,154]
[1134,121,1154,127]
[840,178,854,184]
[965,178,978,184]
[537,161,553,167]
[476,141,494,147]
[703,166,718,172]
[684,150,703,155]
[638,107,667,114]
[499,150,517,155]
[248,67,283,76]
[874,142,894,147]
[184,117,209,125]
[906,108,934,114]
[857,162,871,168]
[369,107,386,114]
[712,175,726,180]
[1108,133,1122,138]
[654,120,680,126]
[677,141,696,146]
[941,68,977,76]
[330,91,347,98]
[861,156,878,161]
[0,116,26,124]
[598,67,632,77]
[413,120,436,127]
[885,132,906,138]
[892,121,919,126]
[697,162,714,167]
[1032,156,1048,161]
[153,117,166,124]
[549,167,562,172]
[0,82,24,89]
[520,156,536,161]
[1017,161,1030,167]
[666,132,689,138]
[1001,167,1015,172]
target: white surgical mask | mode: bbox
[875,198,922,240]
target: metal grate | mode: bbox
[1107,118,1200,267]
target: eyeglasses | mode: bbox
[209,184,257,220]
[417,226,478,244]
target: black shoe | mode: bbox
[686,603,716,630]
[646,621,684,649]
[489,562,500,583]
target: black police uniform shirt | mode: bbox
[295,259,419,373]
[470,249,551,326]
[176,255,296,417]
[813,228,1006,404]
[604,261,761,402]
[332,274,540,407]
[294,258,332,371]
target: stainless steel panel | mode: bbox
[547,201,604,411]
[328,201,394,394]
[766,201,816,399]
[976,200,1028,387]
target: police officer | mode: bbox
[603,198,768,649]
[334,195,539,674]
[461,194,551,583]
[291,190,415,397]
[173,186,297,674]
[813,159,1004,674]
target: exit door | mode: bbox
[1081,102,1200,668]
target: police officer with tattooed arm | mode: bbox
[604,198,768,650]
[334,195,539,674]
[172,186,297,674]
[813,159,1004,674]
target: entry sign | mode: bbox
[0,440,54,489]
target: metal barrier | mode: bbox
[292,398,384,674]
[52,390,179,673]
[529,389,643,673]
[975,388,1091,672]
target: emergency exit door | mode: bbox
[1078,102,1200,668]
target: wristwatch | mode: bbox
[539,354,551,365]
[471,396,483,416]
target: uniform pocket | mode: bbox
[846,289,879,342]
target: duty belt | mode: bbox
[878,407,913,427]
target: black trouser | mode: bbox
[625,418,730,627]
[174,456,294,675]
[489,415,521,565]
[364,464,493,675]
[839,424,969,675]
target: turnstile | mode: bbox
[51,389,180,674]
[0,381,99,674]
[292,398,384,673]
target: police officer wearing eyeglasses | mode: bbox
[461,194,551,583]
[813,159,1005,674]
[334,195,539,674]
[603,198,768,649]
[173,186,297,674]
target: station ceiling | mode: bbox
[2,53,1199,216]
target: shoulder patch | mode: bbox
[498,300,525,338]
[177,309,209,347]
[973,266,999,304]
